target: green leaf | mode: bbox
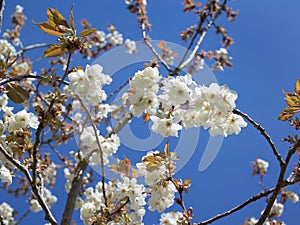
[79,28,96,37]
[47,8,69,29]
[44,44,66,57]
[6,83,30,104]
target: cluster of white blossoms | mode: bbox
[159,212,183,225]
[0,94,39,134]
[68,64,112,106]
[29,188,57,213]
[0,202,15,225]
[0,165,13,185]
[80,177,146,225]
[244,217,286,225]
[136,151,177,212]
[122,67,247,137]
[106,25,124,46]
[125,0,147,5]
[78,126,120,165]
[253,158,269,175]
[0,39,17,62]
[212,48,230,71]
[125,39,137,54]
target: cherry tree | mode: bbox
[0,1,299,225]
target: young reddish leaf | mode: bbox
[33,21,66,36]
[6,83,30,104]
[295,78,300,95]
[79,28,96,37]
[44,44,66,57]
[47,8,69,29]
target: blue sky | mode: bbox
[1,1,300,225]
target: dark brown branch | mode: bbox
[198,188,274,225]
[256,139,300,225]
[233,109,284,166]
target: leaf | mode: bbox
[184,178,192,187]
[70,6,75,32]
[295,78,300,95]
[44,44,66,57]
[143,112,150,124]
[164,141,169,157]
[170,152,180,161]
[278,106,300,121]
[79,28,96,37]
[6,83,30,104]
[33,21,66,36]
[47,8,69,29]
[285,93,300,107]
[109,157,131,176]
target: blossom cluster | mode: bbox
[159,212,183,225]
[79,176,146,225]
[0,202,15,225]
[122,67,247,137]
[29,188,57,213]
[136,151,177,212]
[67,64,112,106]
[0,39,17,62]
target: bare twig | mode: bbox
[0,143,58,225]
[233,109,284,166]
[15,209,30,225]
[76,96,108,206]
[256,139,300,225]
[0,73,69,86]
[141,23,171,72]
[0,0,5,34]
[197,188,274,225]
[17,43,51,56]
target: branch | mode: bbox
[0,0,4,34]
[141,23,171,72]
[197,188,274,225]
[17,43,51,56]
[233,109,284,166]
[60,160,88,225]
[0,73,69,86]
[0,143,58,225]
[76,96,108,206]
[256,139,300,225]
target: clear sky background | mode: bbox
[1,1,300,225]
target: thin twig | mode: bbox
[197,188,274,225]
[0,0,5,34]
[141,23,171,72]
[17,43,51,56]
[233,109,284,166]
[256,139,300,225]
[15,209,30,225]
[0,143,58,225]
[76,96,108,206]
[58,52,72,88]
[0,73,69,86]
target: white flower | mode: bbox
[0,39,16,62]
[106,30,123,46]
[68,64,112,106]
[80,201,96,220]
[150,116,182,137]
[30,199,42,212]
[269,201,284,218]
[0,165,12,185]
[95,30,107,48]
[256,158,269,175]
[287,192,299,203]
[216,48,228,60]
[125,39,137,54]
[0,202,15,225]
[7,109,39,132]
[159,212,183,225]
[212,61,224,71]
